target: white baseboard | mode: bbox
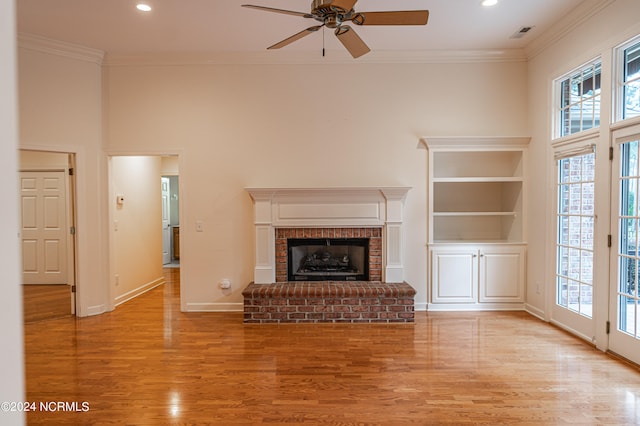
[426,302,526,311]
[184,302,244,312]
[524,303,545,320]
[415,302,428,311]
[114,277,164,307]
[83,304,108,317]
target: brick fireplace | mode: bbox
[243,187,415,323]
[275,227,382,282]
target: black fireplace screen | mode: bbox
[287,238,369,281]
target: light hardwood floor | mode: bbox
[24,268,640,425]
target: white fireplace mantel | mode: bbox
[246,187,411,283]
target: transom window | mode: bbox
[555,60,602,138]
[616,37,640,121]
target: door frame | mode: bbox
[19,149,78,315]
[608,123,640,365]
[107,150,184,310]
[547,141,599,344]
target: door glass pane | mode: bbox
[556,152,595,318]
[623,42,640,120]
[617,141,640,338]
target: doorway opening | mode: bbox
[109,155,181,309]
[162,175,180,268]
[19,149,77,323]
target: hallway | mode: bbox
[24,269,640,424]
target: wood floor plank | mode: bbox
[22,284,71,323]
[23,269,640,424]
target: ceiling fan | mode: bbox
[242,0,429,58]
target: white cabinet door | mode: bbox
[479,246,525,303]
[430,247,478,303]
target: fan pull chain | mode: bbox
[322,26,325,57]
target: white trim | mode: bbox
[420,136,530,150]
[414,302,428,312]
[103,48,527,67]
[85,304,108,316]
[612,34,640,123]
[185,302,244,312]
[426,303,525,311]
[114,277,164,307]
[551,128,601,149]
[552,57,602,140]
[246,187,411,284]
[18,33,104,65]
[525,0,616,59]
[525,303,545,321]
[550,319,594,344]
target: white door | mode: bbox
[610,126,640,364]
[20,171,68,284]
[161,177,171,265]
[552,150,596,341]
[430,247,477,303]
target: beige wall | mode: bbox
[110,156,164,304]
[1,0,24,422]
[18,39,108,316]
[104,60,529,310]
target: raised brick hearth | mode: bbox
[242,281,416,323]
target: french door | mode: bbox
[552,149,596,340]
[610,124,640,364]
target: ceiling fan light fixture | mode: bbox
[242,1,429,59]
[481,0,498,6]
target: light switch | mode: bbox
[196,221,204,232]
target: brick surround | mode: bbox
[242,281,416,323]
[275,227,382,282]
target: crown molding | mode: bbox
[18,33,104,65]
[103,48,527,67]
[525,0,616,59]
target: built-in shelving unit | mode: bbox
[422,136,530,310]
[426,137,529,244]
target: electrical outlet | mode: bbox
[115,274,120,286]
[219,279,231,289]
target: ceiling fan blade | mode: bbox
[331,0,359,13]
[242,4,312,18]
[268,26,323,50]
[352,10,429,26]
[334,25,370,59]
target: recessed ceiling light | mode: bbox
[482,0,498,6]
[136,3,152,12]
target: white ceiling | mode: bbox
[17,0,588,57]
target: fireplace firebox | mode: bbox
[288,238,369,281]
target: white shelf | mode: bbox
[433,212,518,216]
[426,136,529,245]
[432,176,524,183]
